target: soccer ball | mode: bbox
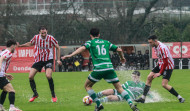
[83,96,93,105]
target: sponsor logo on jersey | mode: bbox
[95,40,104,43]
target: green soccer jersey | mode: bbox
[121,81,145,100]
[83,38,118,71]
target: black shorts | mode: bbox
[32,59,53,72]
[0,77,10,89]
[152,65,173,81]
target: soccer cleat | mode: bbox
[179,98,185,103]
[0,106,6,111]
[94,104,104,111]
[51,96,57,102]
[29,95,38,102]
[130,104,140,111]
[134,97,145,103]
[9,107,22,111]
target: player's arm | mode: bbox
[153,51,169,78]
[54,44,62,65]
[0,56,13,80]
[18,42,33,47]
[62,46,86,60]
[0,56,5,71]
[116,47,126,64]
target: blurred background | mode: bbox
[0,0,190,72]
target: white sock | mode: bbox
[10,104,14,108]
[100,97,108,102]
[97,91,103,98]
[177,95,182,99]
[142,95,146,99]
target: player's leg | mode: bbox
[96,89,114,98]
[162,70,185,103]
[29,68,38,102]
[135,66,160,103]
[3,83,21,111]
[101,95,120,102]
[113,82,139,111]
[84,79,102,107]
[0,90,7,106]
[0,77,9,110]
[113,82,132,104]
[45,59,57,102]
[85,72,103,111]
[45,68,57,102]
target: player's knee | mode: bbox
[162,83,167,88]
[147,73,154,81]
[29,75,34,80]
[46,75,52,79]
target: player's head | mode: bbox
[39,25,47,38]
[148,35,158,47]
[6,39,17,53]
[131,71,140,83]
[90,28,100,39]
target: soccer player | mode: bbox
[62,28,139,111]
[96,71,153,102]
[0,40,22,111]
[18,26,62,102]
[135,35,185,103]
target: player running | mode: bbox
[18,26,62,102]
[96,71,153,102]
[62,28,139,111]
[0,40,22,111]
[135,35,185,103]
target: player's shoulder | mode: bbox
[33,34,40,38]
[159,41,167,48]
[86,40,92,43]
[47,34,55,38]
[0,50,12,58]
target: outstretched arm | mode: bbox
[18,42,33,47]
[62,46,86,60]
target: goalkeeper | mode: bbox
[96,71,153,102]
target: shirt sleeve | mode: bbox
[82,41,91,50]
[2,53,12,60]
[30,36,36,45]
[108,41,118,52]
[51,36,58,46]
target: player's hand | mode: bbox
[57,60,62,66]
[4,74,14,81]
[153,73,161,78]
[16,42,20,47]
[120,58,126,64]
[61,55,72,60]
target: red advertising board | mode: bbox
[152,42,190,59]
[0,46,55,73]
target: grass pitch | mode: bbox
[1,69,190,111]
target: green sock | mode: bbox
[121,91,133,104]
[87,89,101,107]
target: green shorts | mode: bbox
[88,70,119,83]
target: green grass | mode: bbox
[1,69,190,111]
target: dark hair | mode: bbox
[148,35,157,40]
[90,28,99,37]
[132,71,140,76]
[39,25,47,31]
[6,39,17,47]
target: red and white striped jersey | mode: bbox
[153,41,174,70]
[30,34,58,63]
[0,49,12,77]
